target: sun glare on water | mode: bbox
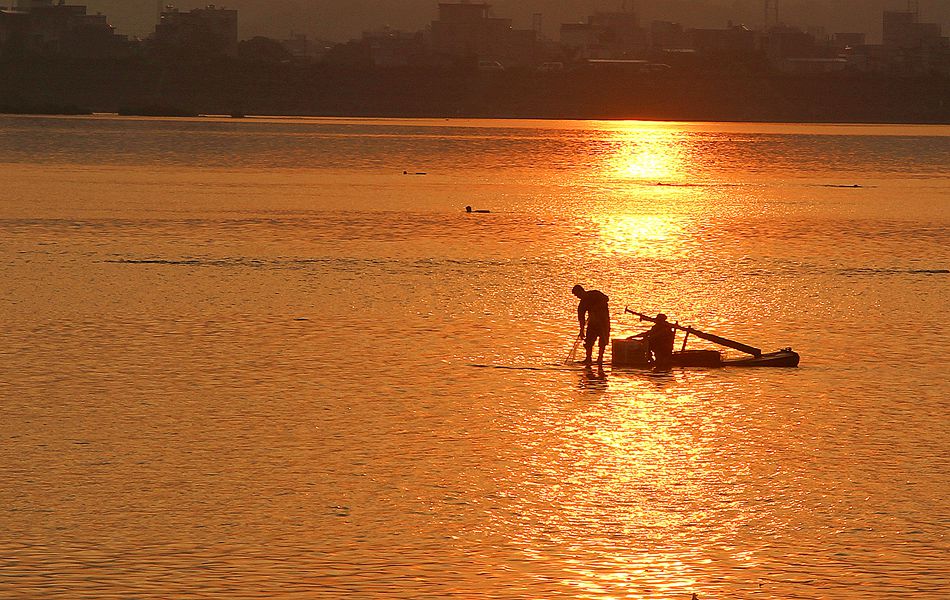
[604,123,689,182]
[586,122,699,259]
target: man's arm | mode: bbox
[631,326,653,339]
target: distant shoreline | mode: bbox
[3,111,949,128]
[2,61,948,125]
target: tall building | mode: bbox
[885,10,948,74]
[847,9,948,75]
[429,2,539,67]
[153,4,238,59]
[560,9,646,60]
[430,1,506,58]
[762,25,816,61]
[650,21,688,51]
[883,10,944,50]
[0,0,128,59]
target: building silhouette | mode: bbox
[429,2,540,68]
[560,9,646,60]
[0,0,128,59]
[650,21,688,52]
[691,23,758,59]
[152,4,238,60]
[360,26,427,68]
[881,9,948,75]
[1,0,947,80]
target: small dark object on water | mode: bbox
[466,206,490,213]
[403,170,427,175]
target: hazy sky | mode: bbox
[84,0,950,43]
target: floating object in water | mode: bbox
[465,205,490,213]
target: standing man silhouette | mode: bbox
[572,284,610,365]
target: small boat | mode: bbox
[615,308,800,368]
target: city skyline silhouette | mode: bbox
[79,0,950,43]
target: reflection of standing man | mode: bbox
[572,284,610,365]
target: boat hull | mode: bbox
[612,338,800,368]
[722,349,800,368]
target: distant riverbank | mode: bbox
[3,60,948,124]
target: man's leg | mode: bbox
[581,328,597,364]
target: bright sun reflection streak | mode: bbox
[500,375,744,599]
[588,123,694,258]
[563,387,703,599]
[604,123,689,182]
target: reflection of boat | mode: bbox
[614,308,800,368]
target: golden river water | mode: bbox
[0,115,948,598]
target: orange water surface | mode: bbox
[0,115,948,599]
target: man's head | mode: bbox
[572,284,585,298]
[656,313,668,322]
